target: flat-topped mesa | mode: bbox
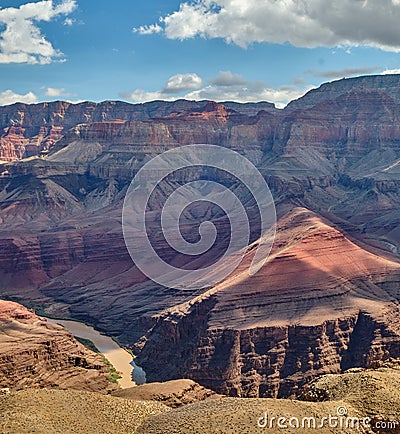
[203,101,227,112]
[0,299,118,393]
[286,73,400,111]
[161,100,233,118]
[274,89,400,156]
[192,101,232,119]
[178,101,244,126]
[0,100,273,161]
[46,108,272,165]
[74,119,129,141]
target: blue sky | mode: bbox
[1,0,400,107]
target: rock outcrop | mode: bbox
[112,379,222,408]
[135,209,400,398]
[0,300,117,393]
[299,359,400,432]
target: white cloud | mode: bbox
[119,89,175,103]
[45,87,67,97]
[0,0,77,64]
[120,71,314,108]
[163,73,202,93]
[64,98,85,104]
[120,73,202,102]
[381,69,400,75]
[0,89,38,106]
[137,0,400,52]
[210,71,246,86]
[134,23,162,35]
[308,66,382,79]
[63,17,74,26]
[185,81,314,108]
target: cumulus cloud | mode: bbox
[120,71,313,107]
[0,89,38,106]
[45,87,68,97]
[163,73,202,93]
[186,79,314,108]
[120,73,203,102]
[135,0,400,51]
[0,0,77,64]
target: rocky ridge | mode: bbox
[0,299,117,393]
[112,379,221,408]
[136,208,400,397]
[0,99,277,161]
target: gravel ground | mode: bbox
[136,397,367,434]
[0,388,169,434]
[3,367,399,434]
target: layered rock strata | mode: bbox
[0,299,116,393]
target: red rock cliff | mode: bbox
[0,299,117,393]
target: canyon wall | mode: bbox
[138,304,400,398]
[0,99,276,161]
[0,300,117,392]
[135,210,400,397]
[1,74,400,398]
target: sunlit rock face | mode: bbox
[0,99,277,162]
[0,299,117,393]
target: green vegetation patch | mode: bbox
[74,336,122,383]
[75,336,100,353]
[104,358,122,383]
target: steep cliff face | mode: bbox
[0,100,192,161]
[2,74,400,164]
[275,90,400,156]
[136,209,400,398]
[0,300,117,393]
[287,73,400,111]
[142,308,400,399]
[0,99,277,161]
